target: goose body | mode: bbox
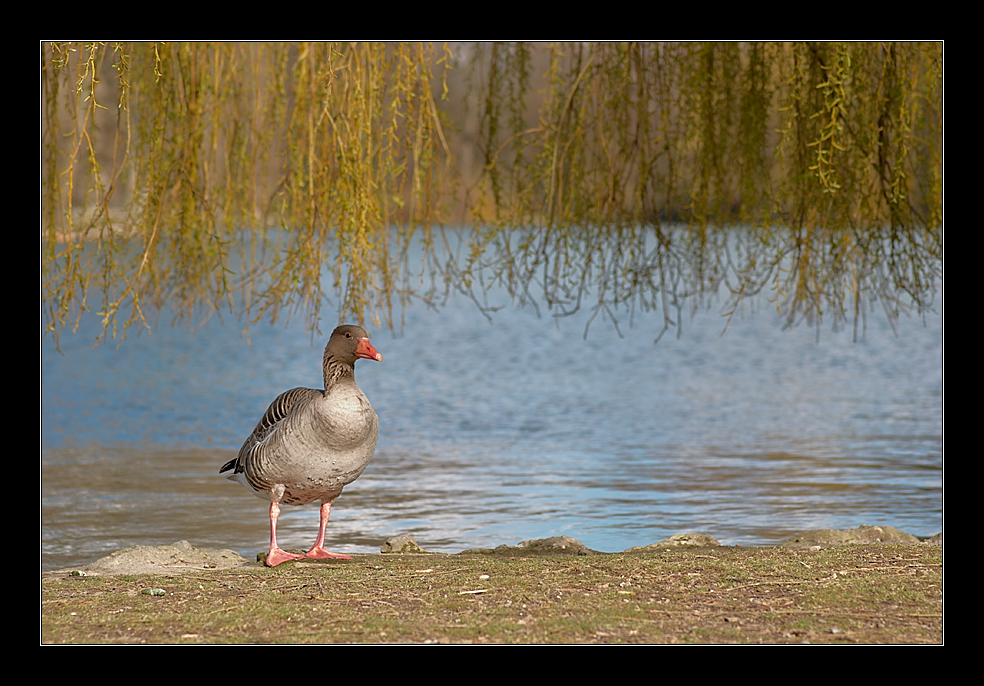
[220,324,382,566]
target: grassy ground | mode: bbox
[41,544,942,644]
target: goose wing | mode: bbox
[219,387,322,475]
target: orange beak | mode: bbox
[356,337,382,362]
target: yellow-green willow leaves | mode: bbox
[41,42,941,345]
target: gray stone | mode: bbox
[623,533,722,552]
[778,525,921,549]
[515,535,596,555]
[68,540,250,575]
[380,534,425,554]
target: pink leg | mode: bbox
[265,501,305,567]
[305,499,352,560]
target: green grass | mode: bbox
[42,545,942,644]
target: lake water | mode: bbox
[41,292,943,571]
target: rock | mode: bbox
[380,534,426,554]
[778,525,921,550]
[623,533,721,552]
[64,540,250,575]
[517,536,596,555]
[463,535,597,556]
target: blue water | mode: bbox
[41,291,943,570]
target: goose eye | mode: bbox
[344,332,352,339]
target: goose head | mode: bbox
[326,324,382,366]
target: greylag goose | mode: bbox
[220,324,382,567]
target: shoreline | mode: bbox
[44,525,941,578]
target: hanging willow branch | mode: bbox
[41,41,941,346]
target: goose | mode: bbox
[220,324,382,567]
